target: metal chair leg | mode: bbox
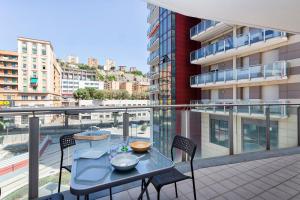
[77,195,80,200]
[192,178,197,200]
[58,167,62,193]
[84,195,89,200]
[110,187,112,200]
[157,189,160,200]
[174,182,178,198]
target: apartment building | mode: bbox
[104,81,119,90]
[17,37,61,107]
[188,20,300,158]
[119,82,133,94]
[88,57,99,68]
[61,65,103,98]
[0,50,19,102]
[147,4,201,154]
[133,81,149,93]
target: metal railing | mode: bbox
[147,50,159,64]
[190,19,220,38]
[1,103,300,199]
[147,31,159,50]
[190,61,287,86]
[190,30,286,62]
[147,20,159,36]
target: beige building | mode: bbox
[0,50,19,102]
[104,81,119,90]
[188,20,300,158]
[133,81,149,93]
[119,82,133,94]
[17,37,61,107]
[67,55,79,64]
[104,59,116,71]
[88,57,99,68]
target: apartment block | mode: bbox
[119,82,133,94]
[188,20,300,158]
[67,55,79,64]
[88,57,99,68]
[17,37,61,107]
[104,81,119,90]
[61,66,103,98]
[0,50,19,102]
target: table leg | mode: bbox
[138,177,152,200]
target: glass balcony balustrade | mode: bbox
[190,19,220,38]
[147,20,159,36]
[190,61,287,86]
[147,50,159,64]
[149,84,159,92]
[147,32,159,50]
[190,30,286,62]
[0,103,299,199]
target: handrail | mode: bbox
[0,103,300,114]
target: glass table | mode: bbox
[70,135,174,199]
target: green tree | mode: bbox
[85,87,97,98]
[106,75,116,81]
[94,90,106,100]
[73,88,90,100]
[130,70,144,76]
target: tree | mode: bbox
[94,90,106,100]
[106,75,116,81]
[85,87,97,98]
[130,70,144,77]
[73,88,90,100]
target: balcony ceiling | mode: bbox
[146,0,300,34]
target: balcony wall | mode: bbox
[190,30,288,65]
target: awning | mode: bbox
[146,0,300,34]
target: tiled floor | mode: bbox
[96,153,300,200]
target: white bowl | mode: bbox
[110,154,139,171]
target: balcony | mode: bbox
[0,104,300,199]
[0,56,18,63]
[190,20,232,41]
[190,61,287,88]
[30,77,38,87]
[147,6,159,24]
[0,73,18,78]
[147,20,159,37]
[149,84,159,92]
[150,67,159,79]
[191,30,287,65]
[0,65,18,70]
[147,50,159,65]
[191,99,288,118]
[147,32,159,52]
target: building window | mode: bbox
[23,86,28,92]
[22,56,27,62]
[21,115,29,125]
[22,42,27,53]
[32,43,37,55]
[33,64,37,69]
[22,95,28,100]
[210,118,229,147]
[42,45,47,55]
[42,87,46,93]
[41,96,46,100]
[242,119,278,152]
[23,64,27,68]
[32,58,37,63]
[4,70,8,74]
[6,95,11,100]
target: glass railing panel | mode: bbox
[250,31,264,44]
[190,51,196,61]
[216,71,225,82]
[215,39,225,53]
[265,30,282,40]
[225,70,234,81]
[250,65,263,79]
[236,34,249,47]
[237,68,249,80]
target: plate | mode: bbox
[110,154,139,171]
[130,141,151,153]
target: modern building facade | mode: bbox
[17,37,61,107]
[147,4,201,155]
[189,20,300,158]
[61,66,103,98]
[0,50,19,102]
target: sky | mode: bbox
[0,0,149,72]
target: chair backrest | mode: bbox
[171,135,197,160]
[60,133,76,151]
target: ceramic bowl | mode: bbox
[110,154,139,171]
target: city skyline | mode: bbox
[0,0,149,72]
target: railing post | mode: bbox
[64,112,68,128]
[150,108,154,144]
[181,109,190,161]
[297,107,300,146]
[266,106,271,150]
[29,116,40,200]
[123,112,129,139]
[229,106,234,155]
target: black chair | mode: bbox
[58,133,76,193]
[150,135,197,200]
[39,193,64,200]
